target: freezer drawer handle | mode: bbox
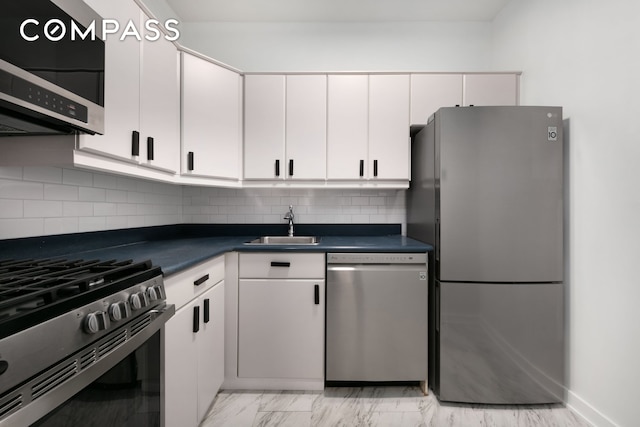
[359,160,364,177]
[275,159,280,177]
[131,130,140,156]
[314,284,320,304]
[193,306,200,333]
[270,261,291,268]
[194,274,209,286]
[203,299,210,323]
[147,137,154,160]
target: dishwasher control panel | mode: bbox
[327,253,427,264]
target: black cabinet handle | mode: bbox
[204,299,210,323]
[187,152,194,171]
[373,159,378,177]
[194,274,209,286]
[275,159,280,177]
[147,137,154,161]
[289,159,294,176]
[193,306,200,333]
[314,284,320,305]
[132,131,140,156]
[359,160,364,177]
[270,261,291,268]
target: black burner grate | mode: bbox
[0,258,161,340]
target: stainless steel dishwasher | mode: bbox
[326,253,428,383]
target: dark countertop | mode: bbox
[0,224,432,277]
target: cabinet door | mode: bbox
[410,74,463,125]
[244,75,286,180]
[369,75,410,180]
[78,0,140,162]
[182,53,241,179]
[463,74,518,106]
[285,75,327,180]
[238,279,324,379]
[139,23,180,173]
[327,75,369,180]
[164,299,199,427]
[197,282,225,422]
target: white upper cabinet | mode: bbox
[182,53,242,180]
[369,74,410,180]
[243,75,286,180]
[327,75,369,180]
[79,0,179,173]
[463,74,519,106]
[243,74,326,181]
[410,73,519,126]
[327,74,410,181]
[285,75,327,180]
[79,0,141,162]
[139,23,180,172]
[410,74,463,125]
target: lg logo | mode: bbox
[20,18,180,42]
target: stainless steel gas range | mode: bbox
[0,258,174,426]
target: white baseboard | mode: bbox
[567,390,619,427]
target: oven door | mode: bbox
[0,305,174,427]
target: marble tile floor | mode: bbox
[200,386,592,427]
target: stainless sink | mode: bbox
[246,236,320,245]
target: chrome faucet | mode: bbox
[284,205,295,237]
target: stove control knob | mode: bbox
[84,311,110,334]
[129,291,149,310]
[146,285,164,302]
[108,301,131,322]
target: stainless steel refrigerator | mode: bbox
[407,106,565,404]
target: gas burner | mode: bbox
[0,258,161,340]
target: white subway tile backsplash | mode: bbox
[23,167,62,184]
[94,203,118,216]
[44,184,79,201]
[106,189,128,203]
[0,199,23,218]
[0,167,23,180]
[62,168,93,186]
[79,187,106,202]
[0,166,406,240]
[0,179,43,200]
[0,218,44,238]
[24,200,63,218]
[93,173,119,190]
[44,217,79,235]
[63,201,93,217]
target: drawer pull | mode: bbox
[194,274,209,286]
[270,261,291,268]
[314,284,320,305]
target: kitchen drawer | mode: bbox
[239,253,325,279]
[165,255,224,310]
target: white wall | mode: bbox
[178,21,493,72]
[492,1,640,426]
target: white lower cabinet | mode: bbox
[229,252,325,389]
[164,257,224,427]
[238,279,324,379]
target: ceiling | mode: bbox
[165,0,513,23]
